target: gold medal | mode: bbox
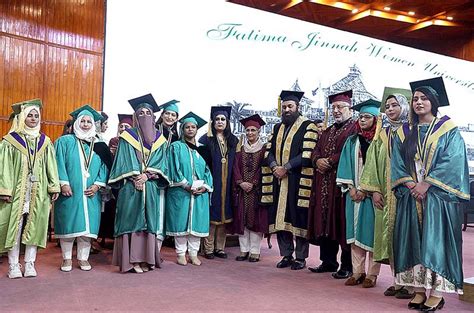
[221,158,227,164]
[84,171,90,178]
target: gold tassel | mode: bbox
[236,134,244,153]
[373,113,383,141]
[323,106,329,129]
[277,96,281,117]
[207,119,213,137]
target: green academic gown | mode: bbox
[165,140,213,237]
[54,134,108,239]
[108,128,169,240]
[0,133,60,252]
[391,116,470,293]
[360,127,396,263]
[336,134,375,251]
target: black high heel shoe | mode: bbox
[407,293,427,310]
[420,297,445,311]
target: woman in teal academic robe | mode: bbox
[336,100,381,288]
[391,78,470,311]
[0,99,60,279]
[110,94,170,273]
[54,105,109,272]
[166,112,212,266]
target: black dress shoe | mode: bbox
[291,259,306,270]
[420,297,444,311]
[248,256,260,262]
[276,256,294,268]
[332,269,352,279]
[308,263,338,273]
[235,253,249,261]
[214,250,228,259]
[204,253,215,259]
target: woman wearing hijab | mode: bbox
[232,114,268,263]
[359,88,413,298]
[199,106,238,259]
[391,78,469,311]
[166,112,213,266]
[0,99,60,279]
[109,94,170,273]
[336,100,381,288]
[54,105,109,272]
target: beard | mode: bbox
[282,111,300,125]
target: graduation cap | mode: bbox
[179,111,207,129]
[328,90,352,105]
[409,77,449,107]
[11,98,43,113]
[70,104,103,122]
[159,99,180,114]
[279,90,304,103]
[100,112,109,121]
[118,114,133,126]
[380,87,412,113]
[239,114,266,129]
[352,99,381,116]
[128,93,160,112]
[210,106,232,119]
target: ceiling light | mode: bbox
[384,7,391,11]
[352,8,359,14]
[447,16,453,20]
[408,11,415,16]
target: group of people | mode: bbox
[0,76,470,312]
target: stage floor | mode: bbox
[1,231,474,312]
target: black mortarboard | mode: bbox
[128,93,160,112]
[179,111,207,129]
[239,114,266,129]
[279,90,304,103]
[210,106,232,119]
[100,112,109,122]
[328,90,353,105]
[409,77,449,107]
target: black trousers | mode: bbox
[277,231,309,260]
[319,236,352,271]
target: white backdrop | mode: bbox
[103,0,474,140]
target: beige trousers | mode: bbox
[203,224,227,254]
[351,244,381,276]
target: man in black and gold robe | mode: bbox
[261,90,318,270]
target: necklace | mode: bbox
[217,135,227,164]
[24,135,39,182]
[78,138,95,178]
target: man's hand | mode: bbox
[61,185,73,197]
[316,158,331,173]
[272,166,288,179]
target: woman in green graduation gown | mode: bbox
[391,77,470,311]
[109,94,170,273]
[359,88,413,298]
[166,112,213,266]
[54,105,109,272]
[0,99,60,279]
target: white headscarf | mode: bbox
[386,93,409,130]
[73,115,97,142]
[9,105,41,138]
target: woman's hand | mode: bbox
[61,185,73,197]
[411,181,430,201]
[50,193,59,202]
[316,158,331,173]
[133,174,148,191]
[372,192,385,210]
[0,195,12,203]
[239,182,253,193]
[192,187,207,195]
[84,184,100,197]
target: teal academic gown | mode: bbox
[165,140,213,237]
[108,128,169,240]
[337,134,375,251]
[391,116,470,292]
[54,135,108,239]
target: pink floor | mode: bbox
[1,230,474,312]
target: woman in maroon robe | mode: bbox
[232,114,268,262]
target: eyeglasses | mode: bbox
[215,117,226,122]
[359,114,374,120]
[331,104,349,111]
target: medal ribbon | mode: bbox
[416,117,437,175]
[78,138,95,176]
[217,136,227,162]
[24,135,38,178]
